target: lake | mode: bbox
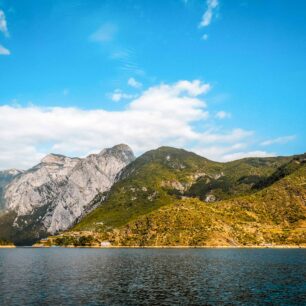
[0,248,305,305]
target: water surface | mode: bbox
[0,248,305,305]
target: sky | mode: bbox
[0,0,305,170]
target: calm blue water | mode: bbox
[0,248,305,305]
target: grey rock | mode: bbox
[0,169,23,210]
[3,144,134,234]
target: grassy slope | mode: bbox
[186,156,291,200]
[73,147,291,233]
[73,147,215,230]
[101,163,306,246]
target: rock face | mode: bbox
[0,169,24,210]
[3,144,134,235]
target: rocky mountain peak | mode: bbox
[99,144,135,162]
[111,143,133,152]
[41,153,75,165]
[2,144,135,242]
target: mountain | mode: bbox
[73,147,290,232]
[0,169,23,210]
[43,146,305,247]
[0,144,134,245]
[102,163,306,246]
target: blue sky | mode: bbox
[0,0,305,169]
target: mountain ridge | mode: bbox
[52,156,305,247]
[73,147,292,231]
[1,145,305,246]
[0,144,135,244]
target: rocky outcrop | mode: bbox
[0,169,23,210]
[3,144,134,235]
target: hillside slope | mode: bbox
[73,147,291,233]
[104,163,306,246]
[47,160,305,247]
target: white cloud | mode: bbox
[89,23,117,42]
[0,144,45,170]
[260,135,296,146]
[173,80,211,96]
[0,80,266,170]
[199,0,219,28]
[110,89,136,102]
[194,143,246,160]
[0,10,9,37]
[0,44,10,55]
[192,143,275,162]
[222,151,276,162]
[198,129,253,144]
[215,111,231,119]
[128,77,142,89]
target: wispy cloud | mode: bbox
[111,50,131,60]
[90,24,145,76]
[89,23,117,42]
[0,80,266,169]
[111,47,144,75]
[215,111,231,119]
[260,135,296,146]
[199,0,219,28]
[195,144,275,161]
[110,89,137,102]
[119,62,145,76]
[0,10,10,55]
[222,150,275,162]
[0,10,9,37]
[0,44,10,55]
[198,128,253,144]
[128,77,142,89]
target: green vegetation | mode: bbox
[0,238,14,246]
[74,147,291,232]
[100,163,306,246]
[53,235,98,247]
[59,147,305,247]
[0,205,50,246]
[3,146,305,247]
[252,153,306,190]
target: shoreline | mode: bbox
[31,245,306,249]
[0,245,16,248]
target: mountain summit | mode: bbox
[0,144,135,244]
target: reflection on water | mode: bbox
[0,248,305,305]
